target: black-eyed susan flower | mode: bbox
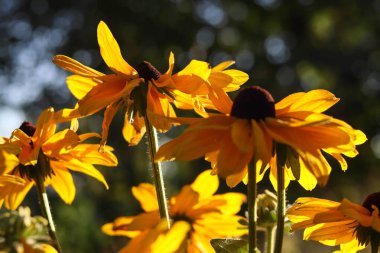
[287,193,380,253]
[53,21,248,146]
[102,170,247,252]
[155,86,366,189]
[0,107,117,209]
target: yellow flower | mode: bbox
[53,21,248,146]
[102,170,246,252]
[0,107,117,209]
[287,193,380,253]
[155,87,366,189]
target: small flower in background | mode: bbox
[102,170,247,252]
[53,21,248,146]
[287,193,380,253]
[0,206,57,253]
[155,87,366,189]
[0,107,118,209]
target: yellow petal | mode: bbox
[34,107,56,142]
[49,166,76,204]
[172,60,210,94]
[101,216,141,237]
[170,186,199,215]
[132,183,159,212]
[146,84,176,131]
[42,129,80,157]
[101,101,122,147]
[230,119,253,153]
[67,75,99,99]
[208,88,233,114]
[211,61,235,71]
[151,221,191,253]
[122,112,146,146]
[275,89,339,115]
[68,144,118,167]
[0,150,20,174]
[216,133,253,179]
[97,21,137,76]
[53,55,104,77]
[3,181,33,210]
[190,169,219,200]
[51,159,109,189]
[77,80,125,116]
[252,121,273,165]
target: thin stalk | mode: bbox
[145,116,171,229]
[266,226,276,253]
[274,158,285,253]
[35,176,63,253]
[248,160,257,253]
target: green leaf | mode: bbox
[210,238,260,253]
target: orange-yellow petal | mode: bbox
[53,55,104,78]
[132,183,159,212]
[97,21,137,76]
[67,75,99,100]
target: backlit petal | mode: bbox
[49,165,76,204]
[132,183,159,212]
[67,75,99,99]
[53,55,104,77]
[190,170,219,200]
[97,21,136,76]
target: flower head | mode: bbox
[155,87,366,189]
[287,193,380,253]
[0,107,118,209]
[102,170,246,252]
[53,21,248,146]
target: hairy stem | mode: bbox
[248,160,257,253]
[274,157,285,253]
[35,175,63,253]
[145,116,171,228]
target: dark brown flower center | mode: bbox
[230,86,275,120]
[135,61,162,81]
[19,121,36,137]
[355,192,380,247]
[362,192,380,212]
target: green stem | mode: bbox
[274,157,285,253]
[35,176,63,253]
[145,116,171,229]
[266,226,276,253]
[248,160,257,253]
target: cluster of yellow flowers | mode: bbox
[0,20,377,253]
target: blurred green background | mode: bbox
[1,0,380,252]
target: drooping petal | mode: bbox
[51,159,109,189]
[48,165,76,204]
[101,101,122,147]
[97,21,137,76]
[146,84,176,131]
[216,133,253,178]
[122,112,146,146]
[132,183,159,212]
[2,180,33,210]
